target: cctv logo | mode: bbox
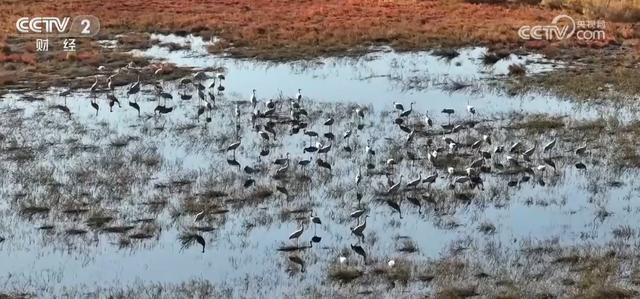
[15,16,100,37]
[16,17,71,34]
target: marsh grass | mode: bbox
[507,115,565,132]
[397,239,419,253]
[79,279,221,299]
[437,286,478,298]
[102,225,135,234]
[432,49,460,60]
[65,228,88,235]
[86,212,114,228]
[478,222,497,234]
[5,71,640,298]
[543,0,640,22]
[158,42,191,52]
[482,51,510,65]
[507,63,527,76]
[328,266,363,283]
[178,232,203,250]
[117,33,155,51]
[612,225,635,239]
[19,205,50,217]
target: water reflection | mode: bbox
[0,40,639,297]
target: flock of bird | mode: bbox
[49,64,591,273]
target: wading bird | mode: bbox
[399,102,414,117]
[296,89,303,102]
[406,173,421,189]
[351,215,369,240]
[351,244,367,263]
[289,224,304,245]
[544,139,556,152]
[387,176,403,195]
[251,89,257,108]
[227,138,241,155]
[424,110,433,127]
[90,98,99,116]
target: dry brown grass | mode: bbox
[544,0,640,22]
[507,115,565,132]
[328,266,363,283]
[0,0,636,90]
[0,0,632,61]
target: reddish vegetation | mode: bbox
[0,0,634,58]
[0,0,637,88]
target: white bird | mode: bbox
[388,260,395,267]
[339,256,347,264]
[447,167,455,176]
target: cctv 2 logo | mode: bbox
[16,16,100,37]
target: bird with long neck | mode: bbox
[90,98,99,116]
[90,75,99,94]
[296,88,302,102]
[251,89,257,108]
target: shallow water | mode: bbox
[1,37,639,297]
